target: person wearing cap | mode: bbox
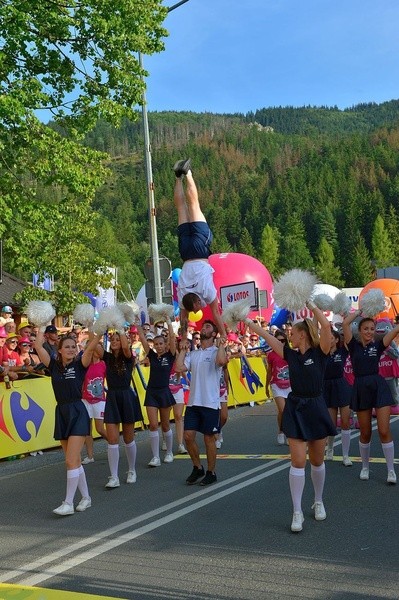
[129,325,146,363]
[3,333,23,368]
[34,329,101,515]
[173,159,226,340]
[17,336,44,371]
[0,305,14,327]
[43,325,59,359]
[18,321,33,339]
[0,326,14,382]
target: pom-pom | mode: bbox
[332,292,352,316]
[273,269,317,312]
[26,300,56,327]
[73,303,95,328]
[222,299,252,329]
[93,305,125,335]
[359,289,386,318]
[148,303,174,324]
[117,301,140,325]
[312,293,333,311]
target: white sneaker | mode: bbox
[177,444,188,454]
[291,511,304,532]
[105,476,120,488]
[215,439,222,449]
[387,470,397,484]
[161,440,167,451]
[360,467,369,481]
[163,452,174,464]
[126,470,137,484]
[325,449,334,461]
[53,501,74,516]
[342,456,353,467]
[277,433,285,445]
[82,457,94,465]
[312,501,326,521]
[76,496,91,512]
[148,456,161,467]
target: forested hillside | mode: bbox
[84,99,399,295]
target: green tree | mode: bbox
[280,216,314,271]
[315,237,344,287]
[371,214,395,268]
[258,224,280,277]
[237,227,255,257]
[351,234,373,286]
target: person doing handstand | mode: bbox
[173,159,226,339]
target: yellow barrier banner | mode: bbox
[0,357,268,460]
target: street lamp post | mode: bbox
[140,0,190,304]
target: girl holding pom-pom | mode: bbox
[342,310,399,484]
[34,330,101,516]
[246,302,336,533]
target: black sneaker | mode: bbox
[186,465,205,485]
[199,471,217,486]
[173,158,191,178]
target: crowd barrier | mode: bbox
[0,357,268,460]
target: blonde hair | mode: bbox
[293,318,320,348]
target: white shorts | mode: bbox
[82,399,105,420]
[271,384,291,399]
[172,388,184,404]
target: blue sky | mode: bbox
[142,0,399,114]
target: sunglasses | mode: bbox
[250,337,258,341]
[9,340,18,344]
[20,343,30,347]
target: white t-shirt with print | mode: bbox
[184,346,222,409]
[177,260,217,308]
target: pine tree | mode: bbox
[351,234,373,286]
[258,224,280,277]
[315,237,344,287]
[237,227,255,257]
[280,216,314,271]
[371,214,395,268]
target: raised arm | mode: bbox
[136,323,150,355]
[342,309,360,346]
[383,324,399,348]
[245,319,284,358]
[306,301,331,355]
[175,339,190,373]
[209,298,227,339]
[81,332,102,368]
[166,318,177,356]
[119,329,133,359]
[33,329,51,368]
[215,336,229,367]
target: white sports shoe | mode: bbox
[163,452,174,464]
[126,470,137,484]
[342,456,353,467]
[82,457,94,465]
[177,444,188,454]
[148,456,161,467]
[105,476,120,489]
[215,439,222,449]
[277,433,285,445]
[161,440,167,451]
[312,501,326,521]
[291,511,304,532]
[53,501,74,516]
[76,497,91,512]
[359,467,369,481]
[325,449,334,461]
[387,470,397,484]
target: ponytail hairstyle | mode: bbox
[293,318,320,348]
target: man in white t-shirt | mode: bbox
[175,319,228,486]
[173,159,226,339]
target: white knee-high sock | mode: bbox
[65,468,80,505]
[341,429,351,457]
[77,465,89,498]
[289,466,305,513]
[150,430,160,458]
[382,441,395,472]
[359,441,370,469]
[311,463,326,503]
[107,444,119,477]
[124,440,137,471]
[164,428,173,453]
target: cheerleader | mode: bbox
[246,302,336,533]
[323,330,352,466]
[34,331,101,515]
[342,310,399,483]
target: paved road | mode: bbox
[1,402,399,600]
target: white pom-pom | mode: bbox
[148,303,174,324]
[117,301,140,325]
[359,289,386,318]
[73,303,95,328]
[222,299,252,329]
[332,292,352,316]
[93,306,125,335]
[273,269,317,312]
[312,294,333,311]
[26,300,56,327]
